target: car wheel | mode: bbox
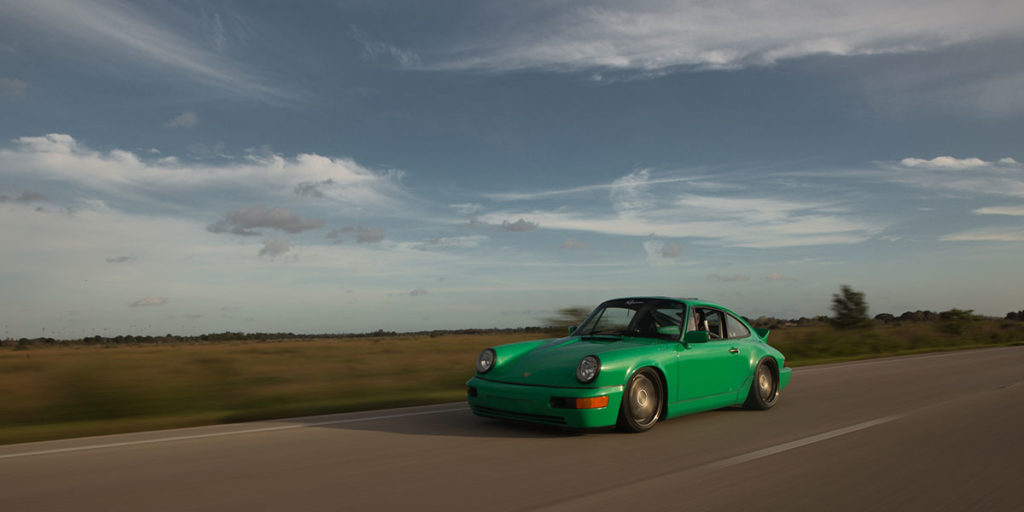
[744,359,779,410]
[617,368,662,433]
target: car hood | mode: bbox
[485,336,663,388]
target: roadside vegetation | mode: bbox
[2,287,1022,445]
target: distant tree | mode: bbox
[939,308,980,335]
[544,306,592,329]
[874,313,896,324]
[1006,310,1024,321]
[899,310,939,322]
[829,285,871,329]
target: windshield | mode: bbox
[576,299,685,341]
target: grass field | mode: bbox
[2,320,1022,445]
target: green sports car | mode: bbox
[466,297,792,432]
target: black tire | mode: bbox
[617,368,663,433]
[744,359,779,410]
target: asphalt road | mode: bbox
[2,347,1022,511]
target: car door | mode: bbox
[675,308,747,404]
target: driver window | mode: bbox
[691,308,725,340]
[704,310,724,340]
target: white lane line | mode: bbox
[531,414,904,512]
[0,405,468,460]
[704,414,903,470]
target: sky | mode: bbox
[1,0,1023,339]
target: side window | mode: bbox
[704,310,724,340]
[725,314,751,339]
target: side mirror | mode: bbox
[683,330,710,344]
[568,325,576,335]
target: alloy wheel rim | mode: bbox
[757,367,775,402]
[631,374,658,424]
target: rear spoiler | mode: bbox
[753,327,770,342]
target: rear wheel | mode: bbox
[744,359,779,410]
[617,368,663,432]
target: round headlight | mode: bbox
[576,355,601,383]
[476,348,496,373]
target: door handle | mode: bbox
[728,347,739,354]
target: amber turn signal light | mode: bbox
[575,396,609,409]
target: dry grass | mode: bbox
[0,332,538,445]
[2,321,1021,445]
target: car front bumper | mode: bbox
[466,376,624,429]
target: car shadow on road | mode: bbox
[291,406,601,439]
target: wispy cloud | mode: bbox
[351,25,421,68]
[708,273,751,282]
[475,169,877,248]
[0,191,47,203]
[974,206,1024,216]
[105,255,134,264]
[415,235,489,250]
[167,111,199,128]
[941,228,1024,242]
[0,77,28,98]
[259,238,291,257]
[486,172,694,201]
[560,237,589,250]
[425,1,1024,73]
[327,225,385,243]
[131,296,168,307]
[3,0,289,100]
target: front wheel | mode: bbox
[617,368,663,433]
[744,359,779,410]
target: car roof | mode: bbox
[603,296,729,310]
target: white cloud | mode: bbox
[1,134,407,212]
[168,111,199,128]
[425,1,1024,73]
[888,156,1024,198]
[941,228,1024,242]
[974,206,1024,216]
[132,296,168,307]
[899,156,990,170]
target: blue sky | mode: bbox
[1,0,1023,338]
